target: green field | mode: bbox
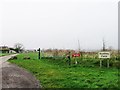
[9,53,119,88]
[0,53,12,57]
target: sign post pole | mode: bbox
[107,59,109,68]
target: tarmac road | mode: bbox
[0,54,40,89]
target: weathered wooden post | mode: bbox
[68,52,71,66]
[38,48,41,59]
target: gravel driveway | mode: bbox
[0,54,40,89]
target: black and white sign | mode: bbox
[98,52,110,58]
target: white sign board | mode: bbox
[98,52,110,58]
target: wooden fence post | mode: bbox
[38,48,40,59]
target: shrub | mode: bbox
[41,56,53,59]
[23,56,30,60]
[112,61,120,68]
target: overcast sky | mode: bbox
[0,0,119,51]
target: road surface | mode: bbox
[0,54,40,89]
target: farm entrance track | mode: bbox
[0,54,40,89]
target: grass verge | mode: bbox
[9,53,119,88]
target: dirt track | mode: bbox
[0,54,41,89]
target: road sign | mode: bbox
[98,52,110,59]
[98,52,110,68]
[72,53,80,57]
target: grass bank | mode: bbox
[0,53,13,57]
[9,53,119,88]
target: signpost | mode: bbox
[72,53,80,57]
[99,52,110,58]
[38,48,41,59]
[98,52,110,68]
[72,53,80,64]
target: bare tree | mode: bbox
[102,38,106,51]
[14,43,24,53]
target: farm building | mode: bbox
[0,46,10,53]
